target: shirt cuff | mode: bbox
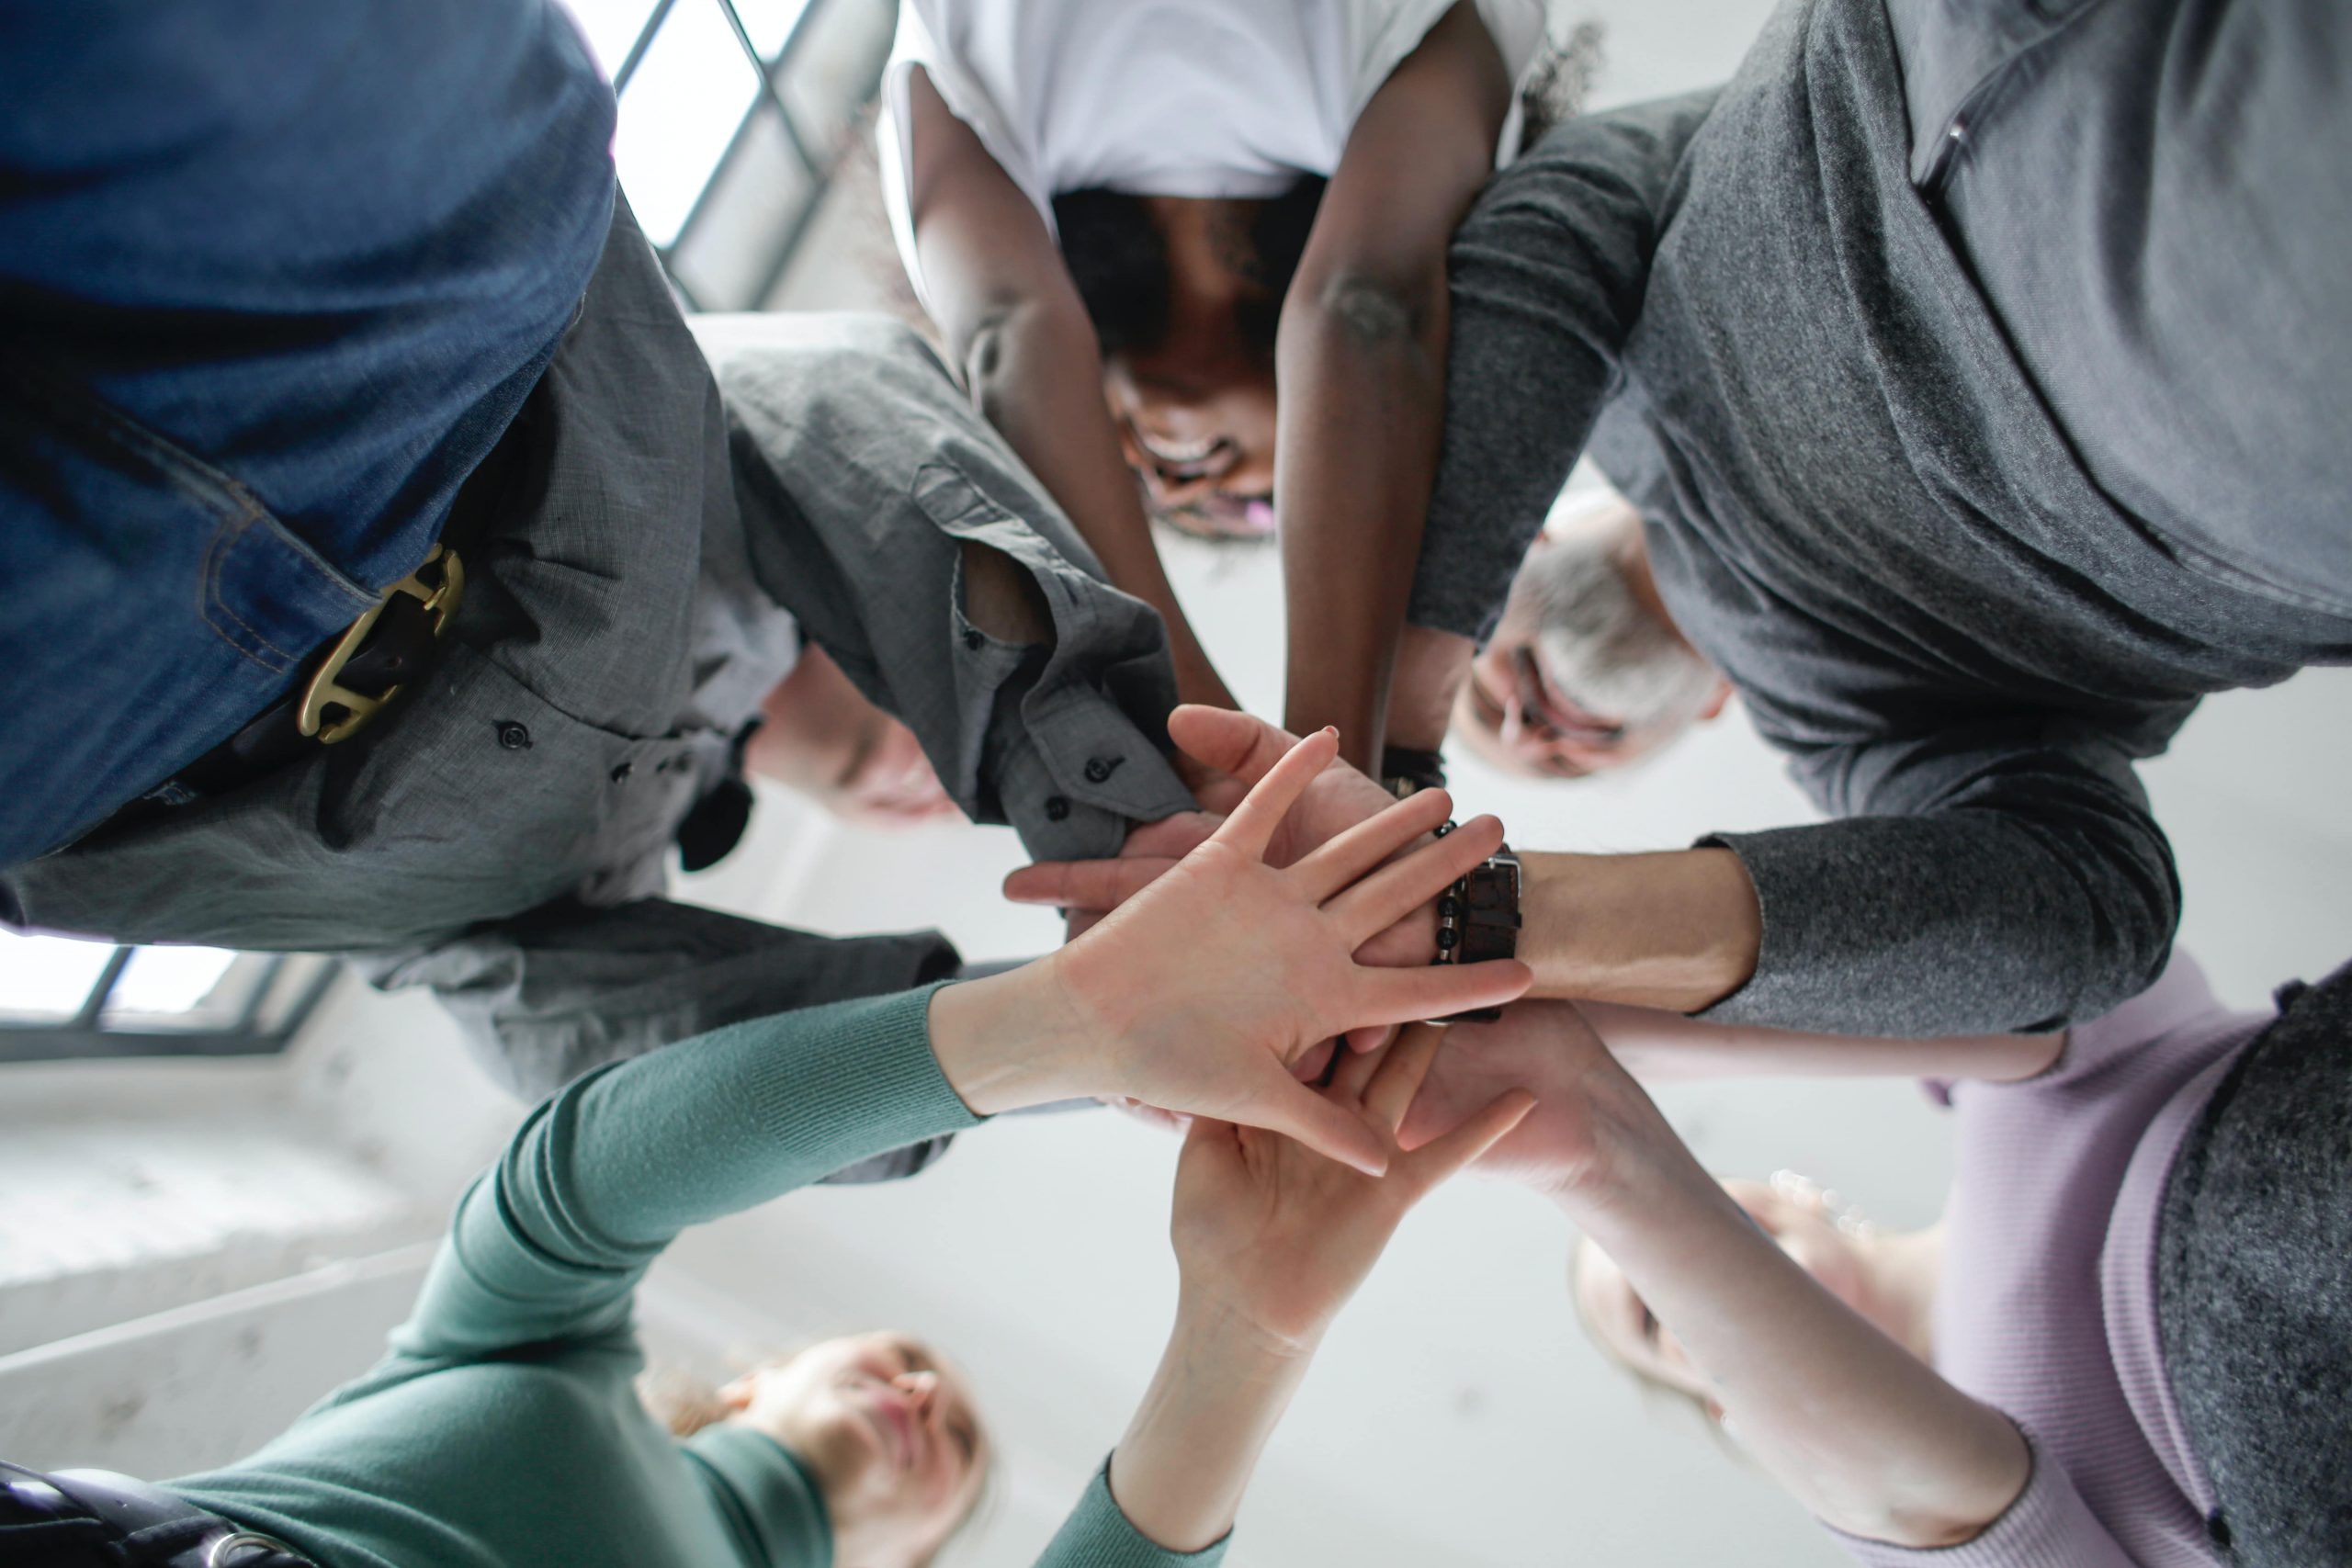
[1818,1427,2137,1568]
[1038,1460,1232,1568]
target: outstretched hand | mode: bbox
[1171,1022,1535,1351]
[1007,707,1441,969]
[1030,727,1529,1174]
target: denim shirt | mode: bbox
[0,0,616,863]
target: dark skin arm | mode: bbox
[1277,1,1512,772]
[902,67,1236,715]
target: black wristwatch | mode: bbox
[1382,745,1448,799]
[1431,838,1521,1023]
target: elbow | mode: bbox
[1290,269,1441,355]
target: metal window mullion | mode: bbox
[72,947,133,1028]
[712,0,820,178]
[612,0,681,96]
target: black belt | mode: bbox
[0,1462,313,1568]
[110,414,524,829]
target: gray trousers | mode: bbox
[2158,958,2352,1565]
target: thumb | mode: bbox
[1169,705,1300,786]
[1236,1060,1390,1178]
[1400,1090,1536,1191]
[1002,857,1173,909]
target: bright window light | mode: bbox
[560,0,663,82]
[0,931,117,1021]
[735,0,818,59]
[612,0,763,246]
[106,946,241,1018]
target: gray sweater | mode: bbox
[1410,0,2352,1034]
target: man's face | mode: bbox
[1452,531,1726,780]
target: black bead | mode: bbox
[1435,927,1459,951]
[495,720,532,750]
[1045,795,1071,822]
[1438,896,1463,919]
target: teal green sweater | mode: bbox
[166,986,1225,1568]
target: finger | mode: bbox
[1343,1021,1395,1055]
[1288,785,1453,903]
[1346,958,1534,1027]
[1210,727,1338,861]
[1001,857,1173,909]
[1168,705,1302,787]
[1362,1021,1449,1132]
[1235,1059,1389,1177]
[1400,1089,1537,1190]
[1124,812,1222,860]
[1327,1032,1389,1101]
[1324,814,1505,947]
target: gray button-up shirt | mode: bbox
[5,206,1192,1103]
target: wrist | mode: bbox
[925,961,1093,1115]
[1521,849,1759,1010]
[1169,1283,1328,1369]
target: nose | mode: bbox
[893,1368,940,1418]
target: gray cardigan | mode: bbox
[1410,0,2352,1034]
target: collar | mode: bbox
[685,1424,835,1568]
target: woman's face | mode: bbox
[1573,1177,1881,1409]
[1102,339,1279,539]
[726,1331,987,1563]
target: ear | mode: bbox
[1698,679,1732,722]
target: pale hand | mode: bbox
[1395,1000,1669,1202]
[1008,706,1441,969]
[1033,727,1530,1174]
[1171,1021,1534,1351]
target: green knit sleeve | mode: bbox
[390,983,980,1363]
[1035,1463,1232,1568]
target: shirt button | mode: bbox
[496,721,532,750]
[962,628,986,651]
[611,761,633,783]
[1044,795,1071,822]
[1082,756,1122,784]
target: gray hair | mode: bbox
[1504,531,1721,738]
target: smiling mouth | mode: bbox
[1511,649,1623,745]
[1131,424,1237,483]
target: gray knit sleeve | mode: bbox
[1700,719,2178,1035]
[1408,90,1719,643]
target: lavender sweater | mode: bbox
[1826,956,2264,1567]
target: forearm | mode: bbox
[1384,623,1476,755]
[1519,849,1761,1011]
[1574,1000,2062,1083]
[1276,285,1446,771]
[1107,1298,1316,1552]
[1563,1152,2028,1547]
[401,986,978,1359]
[967,301,1233,709]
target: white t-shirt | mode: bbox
[877,0,1550,312]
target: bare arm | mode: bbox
[1275,1,1513,771]
[902,67,1234,711]
[1575,999,2062,1083]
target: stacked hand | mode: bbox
[1005,706,1441,968]
[935,726,1531,1174]
[1171,1021,1535,1351]
[1396,1001,1683,1210]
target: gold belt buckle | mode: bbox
[297,545,466,744]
